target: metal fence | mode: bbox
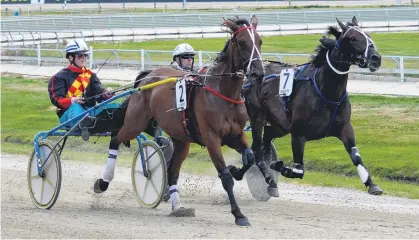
[2,8,419,32]
[2,45,418,83]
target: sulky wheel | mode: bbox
[27,140,62,209]
[131,140,167,208]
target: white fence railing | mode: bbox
[2,20,419,47]
[2,46,418,83]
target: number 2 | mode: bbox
[179,84,184,103]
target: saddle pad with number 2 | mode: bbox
[176,77,187,111]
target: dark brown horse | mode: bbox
[244,17,383,197]
[95,16,264,226]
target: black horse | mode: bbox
[243,17,383,197]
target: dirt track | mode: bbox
[2,153,419,239]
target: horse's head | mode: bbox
[222,15,265,81]
[329,16,381,72]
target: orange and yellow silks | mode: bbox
[66,68,93,97]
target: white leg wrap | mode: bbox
[169,185,182,210]
[103,149,117,182]
[357,165,369,184]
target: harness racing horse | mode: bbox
[244,17,383,197]
[95,16,264,226]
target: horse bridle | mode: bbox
[231,25,264,76]
[326,26,377,75]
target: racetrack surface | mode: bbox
[2,153,419,238]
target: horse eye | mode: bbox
[238,40,245,45]
[351,37,356,42]
[260,39,263,45]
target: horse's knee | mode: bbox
[219,167,234,191]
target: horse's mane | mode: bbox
[309,25,340,67]
[309,42,330,67]
[232,18,251,27]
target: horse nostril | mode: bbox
[371,54,380,62]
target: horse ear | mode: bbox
[336,18,347,32]
[352,16,359,26]
[223,18,239,32]
[250,15,258,29]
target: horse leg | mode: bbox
[262,125,284,161]
[248,119,279,197]
[207,133,249,226]
[166,138,195,216]
[339,123,383,195]
[94,131,121,193]
[225,132,255,181]
[270,133,305,179]
[94,93,151,193]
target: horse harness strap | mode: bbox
[283,65,348,137]
[178,68,245,146]
[198,65,245,104]
[181,81,205,146]
[310,68,348,137]
[204,86,245,104]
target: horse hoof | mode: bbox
[168,207,195,217]
[368,184,383,195]
[235,217,251,227]
[267,187,279,197]
[93,179,109,194]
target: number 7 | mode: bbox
[283,72,290,88]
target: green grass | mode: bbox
[95,32,419,69]
[1,76,418,199]
[5,32,417,69]
[269,94,419,182]
[90,32,419,56]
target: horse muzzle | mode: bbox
[368,54,381,72]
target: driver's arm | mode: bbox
[48,75,73,109]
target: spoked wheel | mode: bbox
[246,142,280,201]
[132,140,167,208]
[27,140,62,209]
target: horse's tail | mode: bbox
[122,141,130,148]
[116,70,153,149]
